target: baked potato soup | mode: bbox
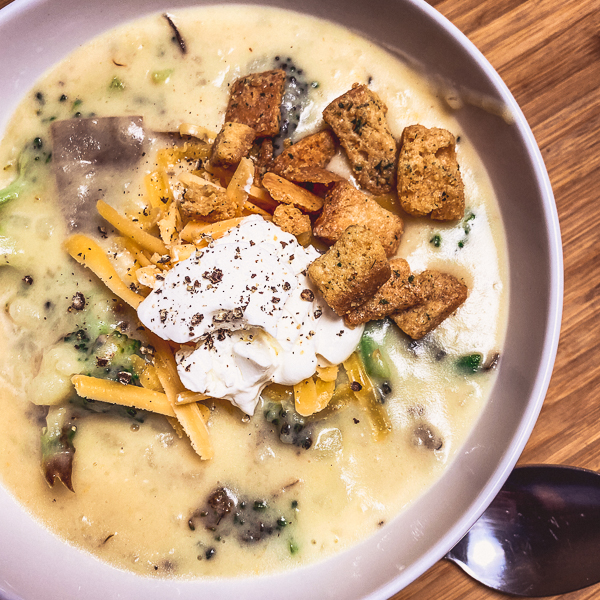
[0,5,507,578]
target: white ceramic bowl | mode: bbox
[0,0,562,598]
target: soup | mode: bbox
[0,5,507,578]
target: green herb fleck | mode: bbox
[33,137,43,149]
[151,69,174,84]
[109,77,125,90]
[289,540,299,555]
[430,234,441,248]
[457,353,482,373]
[253,500,267,511]
[463,212,476,234]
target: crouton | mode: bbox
[262,172,323,213]
[323,84,397,194]
[210,122,256,167]
[224,70,286,137]
[308,225,390,316]
[397,125,465,220]
[179,178,237,223]
[255,138,274,178]
[275,165,345,187]
[273,204,312,236]
[392,270,468,339]
[271,130,337,174]
[313,181,403,257]
[345,258,423,325]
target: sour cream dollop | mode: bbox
[137,216,363,414]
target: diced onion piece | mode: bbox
[151,335,214,460]
[227,157,254,216]
[71,375,175,417]
[179,123,217,143]
[97,199,167,256]
[343,353,391,441]
[65,234,144,309]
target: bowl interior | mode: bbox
[0,0,562,599]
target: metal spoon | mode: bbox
[445,465,600,596]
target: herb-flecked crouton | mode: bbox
[271,130,337,174]
[397,125,465,220]
[178,177,236,223]
[273,204,312,236]
[224,70,286,137]
[392,270,467,339]
[307,225,391,316]
[345,258,423,325]
[313,181,403,257]
[323,84,397,194]
[262,172,323,213]
[210,122,256,167]
[275,165,344,186]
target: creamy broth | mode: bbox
[0,5,507,578]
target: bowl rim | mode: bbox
[0,0,563,598]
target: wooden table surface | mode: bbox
[1,0,599,598]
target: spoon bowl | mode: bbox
[446,465,600,596]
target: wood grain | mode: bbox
[1,0,599,598]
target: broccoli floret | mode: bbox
[0,153,30,207]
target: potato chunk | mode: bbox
[392,270,468,339]
[273,204,312,236]
[308,225,390,316]
[262,172,323,213]
[210,122,256,167]
[224,70,286,137]
[345,258,423,325]
[397,125,465,220]
[313,181,403,257]
[271,130,337,174]
[323,84,397,194]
